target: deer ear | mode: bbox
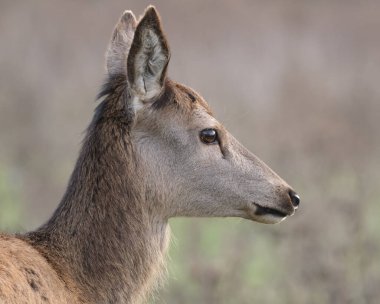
[106,10,137,76]
[127,6,170,102]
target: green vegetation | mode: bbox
[0,165,22,231]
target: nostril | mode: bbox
[289,190,300,208]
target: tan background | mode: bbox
[1,1,379,303]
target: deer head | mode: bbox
[104,6,300,225]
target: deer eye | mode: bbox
[200,128,218,144]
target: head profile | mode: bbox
[100,6,300,224]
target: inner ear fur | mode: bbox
[127,6,170,101]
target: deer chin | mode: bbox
[241,202,295,224]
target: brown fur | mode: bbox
[0,6,298,304]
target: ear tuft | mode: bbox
[106,10,137,76]
[141,6,161,25]
[127,6,170,101]
[121,10,136,24]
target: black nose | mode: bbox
[289,190,300,208]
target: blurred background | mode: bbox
[1,1,379,303]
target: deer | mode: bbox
[0,6,300,304]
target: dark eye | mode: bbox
[200,128,218,144]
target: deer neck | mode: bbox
[27,115,170,304]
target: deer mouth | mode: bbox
[253,203,289,218]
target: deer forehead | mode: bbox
[136,82,214,128]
